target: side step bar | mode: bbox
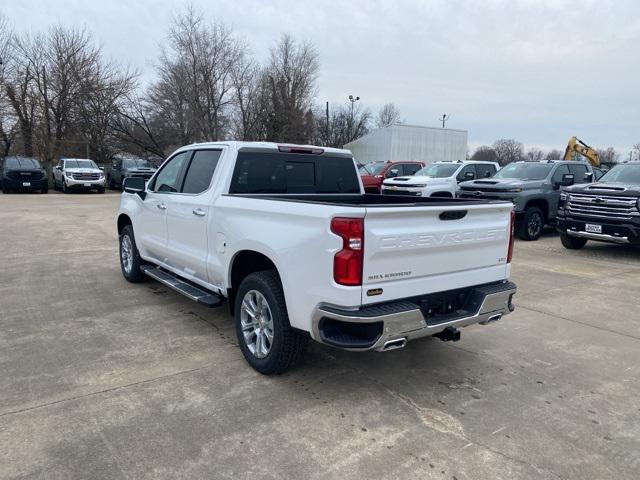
[141,265,223,307]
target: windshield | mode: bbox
[598,164,640,184]
[123,158,154,169]
[65,159,97,169]
[494,163,552,180]
[359,162,386,175]
[5,157,41,169]
[415,163,459,178]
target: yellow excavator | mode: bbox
[563,136,600,167]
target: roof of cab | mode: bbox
[177,141,352,156]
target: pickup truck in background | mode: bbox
[557,161,640,249]
[458,160,594,240]
[359,161,425,194]
[107,157,157,191]
[382,160,499,199]
[116,142,517,374]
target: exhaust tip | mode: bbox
[488,314,502,322]
[383,338,407,351]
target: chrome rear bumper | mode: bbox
[312,281,516,351]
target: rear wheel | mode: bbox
[234,271,308,375]
[517,207,545,241]
[119,225,147,283]
[560,233,588,250]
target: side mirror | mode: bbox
[99,166,105,171]
[464,171,476,180]
[485,171,492,178]
[584,172,594,182]
[55,166,61,171]
[558,173,575,187]
[123,177,146,198]
[387,168,400,178]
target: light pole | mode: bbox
[439,113,450,128]
[348,94,360,117]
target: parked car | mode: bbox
[381,160,499,198]
[0,156,48,193]
[107,157,157,191]
[52,158,106,193]
[116,142,517,374]
[359,161,424,194]
[458,160,594,241]
[557,161,640,248]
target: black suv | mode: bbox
[107,158,157,191]
[557,162,640,248]
[1,156,48,193]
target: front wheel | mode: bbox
[560,233,588,250]
[41,184,48,194]
[62,180,69,193]
[119,225,147,283]
[234,271,308,375]
[516,207,545,241]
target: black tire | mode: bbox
[119,225,147,283]
[234,271,308,375]
[62,180,69,193]
[97,187,105,194]
[109,177,117,190]
[2,187,10,194]
[41,184,48,194]
[516,207,545,241]
[560,233,588,250]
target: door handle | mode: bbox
[192,208,206,217]
[157,203,167,210]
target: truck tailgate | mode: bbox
[362,203,512,305]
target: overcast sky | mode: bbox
[3,0,639,155]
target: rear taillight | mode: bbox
[507,209,515,263]
[331,217,364,286]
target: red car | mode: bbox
[359,161,425,194]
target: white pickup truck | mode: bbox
[116,142,517,374]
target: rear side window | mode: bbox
[181,150,222,194]
[229,152,360,194]
[568,163,589,183]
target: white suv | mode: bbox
[381,161,499,198]
[53,158,106,193]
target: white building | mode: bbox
[344,124,468,165]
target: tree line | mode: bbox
[0,7,402,164]
[471,139,624,167]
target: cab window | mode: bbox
[181,150,222,194]
[568,163,589,183]
[456,165,476,181]
[150,152,190,193]
[551,164,570,183]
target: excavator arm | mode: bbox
[563,136,601,167]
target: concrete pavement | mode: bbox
[1,192,639,479]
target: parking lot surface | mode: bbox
[1,192,639,479]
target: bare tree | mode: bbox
[545,149,563,160]
[376,102,401,128]
[261,34,319,143]
[632,143,640,161]
[0,14,18,157]
[230,51,264,140]
[471,145,498,163]
[493,138,524,166]
[526,148,545,162]
[315,102,371,148]
[596,147,619,165]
